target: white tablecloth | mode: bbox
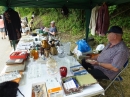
[17,56,104,97]
[2,35,104,97]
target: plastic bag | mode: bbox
[96,44,105,51]
[76,39,91,53]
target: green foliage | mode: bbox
[15,8,85,35]
[89,34,108,45]
[109,3,130,29]
[109,5,117,14]
[15,6,130,48]
[123,30,130,48]
[0,6,5,14]
[110,16,130,29]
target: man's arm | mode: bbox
[86,60,118,72]
[49,31,56,35]
[99,50,129,72]
[98,62,118,71]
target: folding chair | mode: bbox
[99,60,129,97]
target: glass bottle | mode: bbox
[30,46,35,58]
[34,47,39,60]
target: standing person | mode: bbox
[0,15,6,39]
[3,8,21,40]
[22,17,28,27]
[21,21,26,34]
[29,17,34,32]
[25,25,30,35]
[21,20,30,35]
[81,26,129,80]
[32,12,35,18]
[24,17,28,24]
[49,21,57,36]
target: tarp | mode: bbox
[0,0,130,9]
[1,0,129,42]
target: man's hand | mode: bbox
[85,59,98,65]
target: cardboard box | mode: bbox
[61,74,97,96]
[10,51,28,60]
[70,65,88,76]
[61,76,83,96]
[46,78,63,97]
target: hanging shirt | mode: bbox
[96,3,109,36]
[89,6,100,36]
[3,8,21,40]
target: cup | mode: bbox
[60,67,67,77]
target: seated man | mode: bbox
[82,26,129,80]
[49,21,57,36]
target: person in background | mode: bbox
[81,26,129,80]
[29,17,34,32]
[0,15,6,39]
[25,25,30,35]
[49,21,57,36]
[25,17,28,24]
[32,12,35,18]
[21,21,26,33]
[21,20,30,35]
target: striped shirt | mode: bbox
[94,41,129,79]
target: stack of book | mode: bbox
[4,59,26,73]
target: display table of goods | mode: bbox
[1,35,104,97]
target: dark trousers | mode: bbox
[81,59,109,79]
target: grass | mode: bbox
[59,32,130,97]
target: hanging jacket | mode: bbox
[96,3,109,36]
[89,6,100,36]
[3,8,22,40]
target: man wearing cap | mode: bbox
[49,21,57,36]
[81,26,129,80]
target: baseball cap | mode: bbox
[107,26,123,34]
[50,21,55,24]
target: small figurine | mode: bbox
[50,40,58,55]
[41,40,50,49]
[44,48,50,58]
